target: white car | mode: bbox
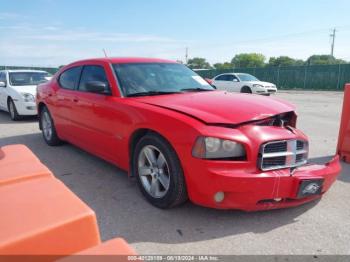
[0,70,51,120]
[211,73,277,95]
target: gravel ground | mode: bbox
[0,90,349,255]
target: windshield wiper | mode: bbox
[180,87,213,92]
[126,91,180,97]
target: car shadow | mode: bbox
[309,155,350,183]
[0,110,37,124]
[0,133,322,245]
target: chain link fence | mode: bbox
[2,64,350,90]
[196,64,350,90]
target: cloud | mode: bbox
[0,23,188,66]
[0,12,26,20]
[0,23,182,44]
[21,31,176,43]
[2,21,349,66]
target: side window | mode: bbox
[226,75,234,81]
[215,75,227,81]
[0,72,6,83]
[78,65,111,94]
[58,66,82,90]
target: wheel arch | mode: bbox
[6,96,12,106]
[37,102,47,130]
[241,85,252,93]
[128,128,177,177]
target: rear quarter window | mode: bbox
[58,66,82,90]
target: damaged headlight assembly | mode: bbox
[192,137,246,160]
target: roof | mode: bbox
[68,57,177,65]
[2,69,48,73]
[216,72,251,75]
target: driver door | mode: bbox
[225,75,241,93]
[69,64,122,161]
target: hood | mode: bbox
[133,91,295,125]
[11,85,37,96]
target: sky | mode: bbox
[1,0,350,67]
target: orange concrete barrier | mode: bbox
[337,84,350,163]
[0,145,53,186]
[0,145,100,255]
[0,144,136,259]
[0,177,101,255]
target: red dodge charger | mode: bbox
[36,58,341,211]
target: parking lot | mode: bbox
[0,90,349,255]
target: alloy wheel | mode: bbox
[42,111,53,141]
[138,145,170,198]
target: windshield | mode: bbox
[112,63,214,97]
[236,73,259,82]
[9,72,50,86]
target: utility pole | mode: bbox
[185,47,188,64]
[330,28,336,57]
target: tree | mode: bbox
[268,56,304,67]
[306,55,347,65]
[231,53,265,68]
[187,57,212,69]
[213,62,232,70]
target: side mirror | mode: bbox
[0,81,6,87]
[233,78,239,82]
[84,81,107,93]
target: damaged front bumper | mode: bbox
[189,155,341,211]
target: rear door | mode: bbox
[54,66,83,139]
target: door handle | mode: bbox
[73,97,79,103]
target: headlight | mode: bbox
[192,136,246,160]
[21,93,35,102]
[253,84,264,88]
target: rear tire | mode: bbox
[241,86,252,93]
[40,106,62,146]
[8,99,21,121]
[133,133,188,208]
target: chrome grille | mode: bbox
[259,140,308,171]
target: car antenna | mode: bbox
[102,49,108,58]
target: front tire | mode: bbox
[40,106,62,146]
[241,86,252,93]
[8,99,21,121]
[133,133,188,208]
